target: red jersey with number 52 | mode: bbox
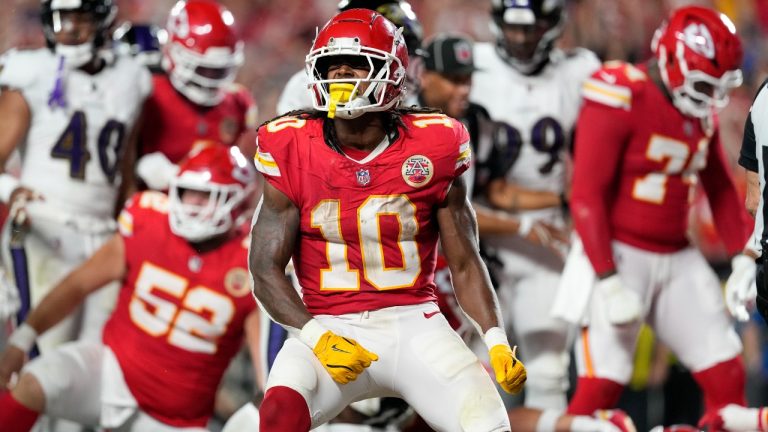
[102,191,255,427]
[571,62,748,274]
[255,113,471,315]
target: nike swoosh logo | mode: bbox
[423,311,440,319]
[331,344,350,353]
[327,364,353,371]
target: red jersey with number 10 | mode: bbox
[103,191,255,427]
[255,113,472,315]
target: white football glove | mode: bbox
[0,267,19,322]
[596,274,642,325]
[136,152,179,191]
[221,402,259,432]
[725,254,757,322]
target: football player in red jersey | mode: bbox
[552,6,766,431]
[0,145,260,432]
[135,0,258,190]
[250,9,526,432]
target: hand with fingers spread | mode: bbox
[300,319,378,384]
[484,327,526,394]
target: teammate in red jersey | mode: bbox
[0,145,260,432]
[136,0,258,190]
[250,9,525,432]
[552,6,766,431]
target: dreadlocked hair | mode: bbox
[259,106,443,155]
[257,109,316,129]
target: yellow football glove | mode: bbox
[300,319,378,384]
[485,327,526,394]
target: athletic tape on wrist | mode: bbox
[0,174,20,203]
[299,318,327,348]
[8,323,37,353]
[483,326,510,350]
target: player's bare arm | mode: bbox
[0,88,29,167]
[0,233,126,387]
[438,175,527,394]
[115,111,145,216]
[746,169,760,217]
[487,178,563,212]
[243,310,266,390]
[475,203,568,253]
[249,181,311,330]
[437,175,502,333]
[21,233,124,335]
[0,88,36,204]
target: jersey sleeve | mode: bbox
[118,191,168,243]
[137,62,153,101]
[699,131,752,256]
[741,82,768,172]
[571,64,637,275]
[0,49,39,91]
[453,118,472,178]
[564,48,602,87]
[581,61,645,111]
[276,70,312,114]
[253,118,304,205]
[226,83,259,130]
[740,111,757,172]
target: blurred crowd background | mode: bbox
[3,0,768,126]
[4,0,768,429]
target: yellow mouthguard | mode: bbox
[328,83,356,119]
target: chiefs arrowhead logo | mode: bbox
[682,23,715,59]
[225,267,251,298]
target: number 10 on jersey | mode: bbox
[311,195,422,291]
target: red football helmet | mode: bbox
[168,144,256,242]
[163,0,244,106]
[651,6,743,119]
[306,8,409,119]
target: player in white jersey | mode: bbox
[470,0,600,415]
[0,0,150,360]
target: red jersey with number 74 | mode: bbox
[255,113,472,315]
[571,62,749,275]
[102,191,255,427]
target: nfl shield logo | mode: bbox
[356,169,371,186]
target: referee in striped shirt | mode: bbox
[737,79,768,321]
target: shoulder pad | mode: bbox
[118,191,169,237]
[403,113,471,174]
[0,48,49,90]
[562,48,601,71]
[113,55,153,99]
[750,85,768,132]
[223,82,255,103]
[255,115,315,177]
[582,61,647,110]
